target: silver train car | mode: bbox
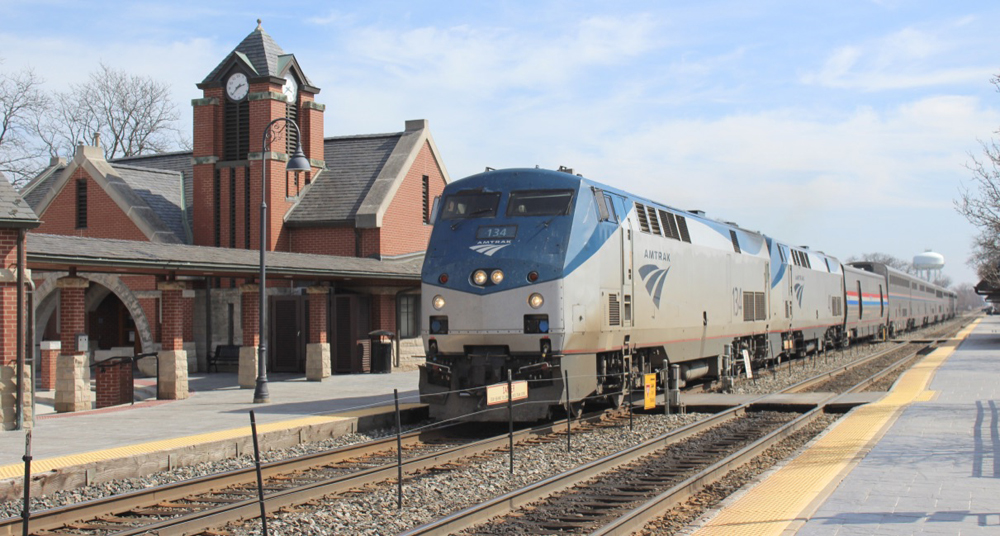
[419,168,956,421]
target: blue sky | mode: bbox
[3,0,998,285]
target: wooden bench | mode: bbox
[209,344,241,372]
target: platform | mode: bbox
[0,370,423,500]
[690,317,991,535]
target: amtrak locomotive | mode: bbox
[419,168,956,421]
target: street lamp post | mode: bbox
[254,118,312,404]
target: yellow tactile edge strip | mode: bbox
[691,320,980,536]
[0,403,424,481]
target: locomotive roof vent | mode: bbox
[689,209,706,216]
[800,245,810,249]
[557,165,574,174]
[484,166,495,172]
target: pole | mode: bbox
[249,411,268,536]
[563,370,571,452]
[254,125,271,404]
[21,431,31,536]
[628,369,634,432]
[15,229,24,430]
[394,389,403,508]
[507,370,514,474]
[662,369,669,416]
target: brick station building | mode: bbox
[2,23,449,425]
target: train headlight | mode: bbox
[472,270,488,286]
[491,270,504,284]
[433,295,446,310]
[528,293,544,309]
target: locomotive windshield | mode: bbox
[439,191,501,220]
[506,189,574,217]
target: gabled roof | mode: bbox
[21,145,188,243]
[286,119,450,228]
[200,22,316,88]
[112,150,193,234]
[284,133,402,226]
[0,172,39,228]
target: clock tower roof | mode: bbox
[200,21,315,88]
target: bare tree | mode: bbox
[954,282,985,311]
[932,274,953,289]
[0,63,48,186]
[42,63,180,160]
[956,75,1000,287]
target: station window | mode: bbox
[75,178,87,229]
[422,176,430,224]
[397,294,420,338]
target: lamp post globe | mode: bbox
[254,118,311,404]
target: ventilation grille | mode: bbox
[646,205,661,235]
[635,203,650,232]
[608,293,621,326]
[677,215,691,243]
[224,99,250,161]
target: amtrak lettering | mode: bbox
[470,240,512,257]
[643,250,671,262]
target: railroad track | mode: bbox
[402,327,965,536]
[4,319,971,535]
[0,413,618,536]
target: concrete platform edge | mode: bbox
[0,404,428,502]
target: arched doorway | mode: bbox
[34,273,154,355]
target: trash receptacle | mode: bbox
[369,330,394,373]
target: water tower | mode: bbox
[913,250,945,283]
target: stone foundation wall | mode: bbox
[1,364,32,431]
[396,337,425,372]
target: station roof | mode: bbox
[975,277,1000,302]
[27,234,422,283]
[0,172,40,228]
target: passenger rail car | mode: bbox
[419,168,957,422]
[849,263,956,335]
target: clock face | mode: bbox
[282,75,298,103]
[226,72,248,101]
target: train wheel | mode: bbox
[606,391,625,409]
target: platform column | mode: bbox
[305,286,331,381]
[239,283,260,389]
[55,276,90,413]
[157,281,189,400]
[38,341,60,390]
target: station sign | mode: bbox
[487,380,529,406]
[644,373,657,410]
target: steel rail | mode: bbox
[403,337,945,536]
[782,341,921,394]
[0,425,449,536]
[589,340,937,535]
[398,406,750,536]
[0,412,613,536]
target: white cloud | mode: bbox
[802,24,994,90]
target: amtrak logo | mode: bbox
[639,264,670,308]
[793,283,804,307]
[470,241,511,256]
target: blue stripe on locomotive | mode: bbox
[422,168,769,295]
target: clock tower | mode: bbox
[191,20,324,252]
